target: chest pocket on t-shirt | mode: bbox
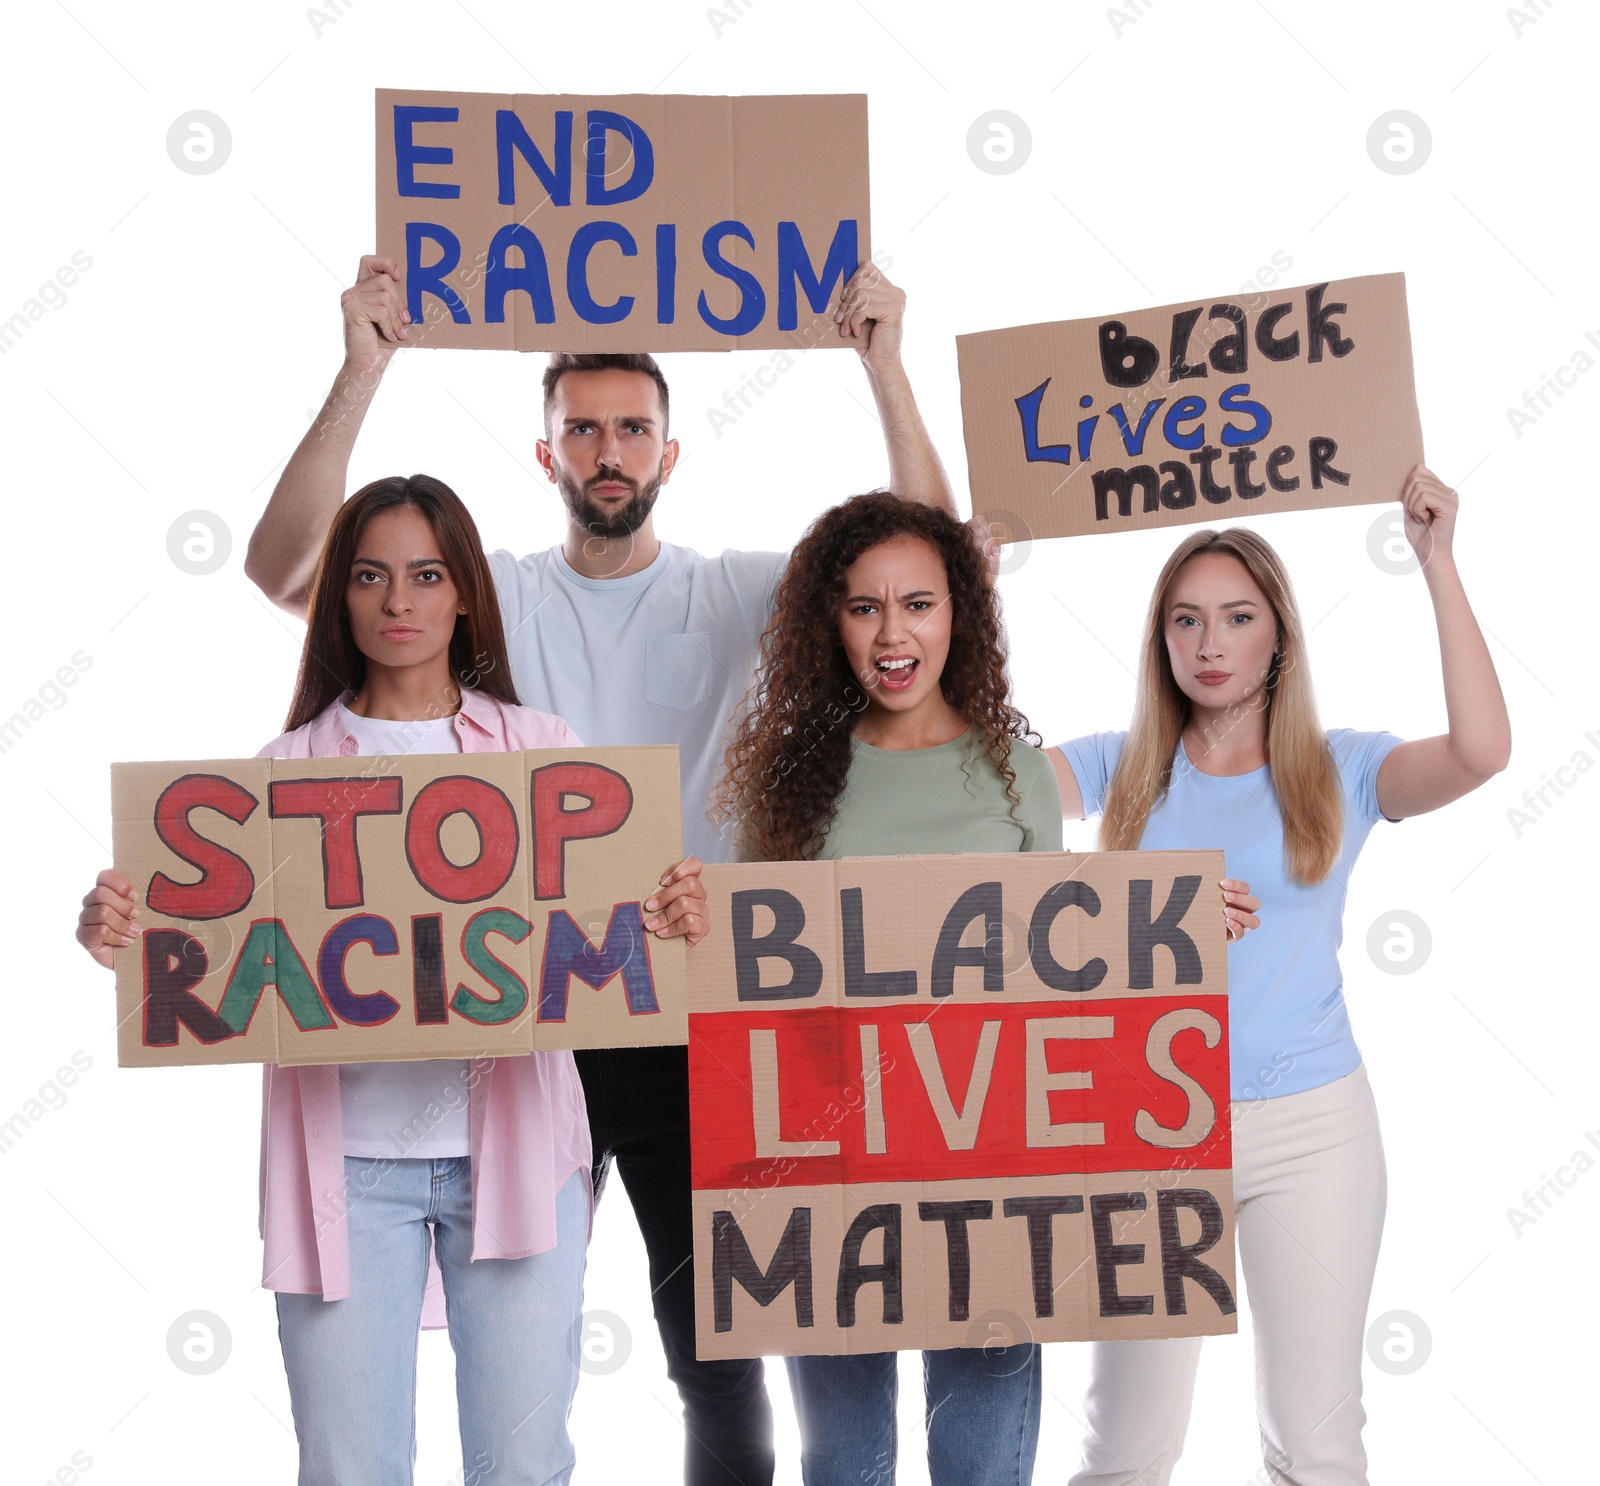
[645,631,716,710]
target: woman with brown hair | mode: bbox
[718,491,1058,1485]
[1053,467,1510,1485]
[76,474,708,1486]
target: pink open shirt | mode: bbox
[254,688,593,1326]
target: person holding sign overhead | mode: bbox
[718,491,1158,1486]
[1049,468,1509,1486]
[77,474,709,1486]
[242,251,955,1485]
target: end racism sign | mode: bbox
[958,272,1423,540]
[376,91,871,353]
[690,851,1235,1357]
[112,748,685,1067]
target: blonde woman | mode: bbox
[1050,466,1510,1486]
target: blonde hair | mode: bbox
[1099,528,1343,885]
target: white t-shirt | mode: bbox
[334,705,472,1159]
[488,542,786,864]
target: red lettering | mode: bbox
[269,777,404,910]
[405,776,520,903]
[147,773,260,921]
[530,762,633,900]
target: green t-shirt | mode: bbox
[812,731,1063,859]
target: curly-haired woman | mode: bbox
[717,491,1060,1486]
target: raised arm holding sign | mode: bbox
[241,91,958,1486]
[1043,475,1509,1486]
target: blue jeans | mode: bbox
[785,1345,1041,1486]
[276,1158,587,1486]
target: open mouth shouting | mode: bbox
[874,654,919,691]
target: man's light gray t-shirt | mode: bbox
[488,542,786,865]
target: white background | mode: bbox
[4,2,1593,1482]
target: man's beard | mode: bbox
[557,463,663,540]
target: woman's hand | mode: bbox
[77,868,138,970]
[644,857,709,947]
[1400,463,1458,567]
[1222,878,1260,943]
[1374,465,1511,818]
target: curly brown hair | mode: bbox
[716,493,1037,861]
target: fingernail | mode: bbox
[644,896,659,911]
[643,916,661,931]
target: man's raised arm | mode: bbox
[835,264,957,517]
[243,256,411,617]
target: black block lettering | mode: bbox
[1127,876,1204,988]
[142,929,233,1046]
[712,1206,814,1332]
[1157,1189,1237,1316]
[932,882,1004,998]
[837,1204,904,1326]
[1028,880,1108,993]
[842,887,917,997]
[1003,1194,1085,1318]
[732,889,824,1000]
[1091,1192,1154,1317]
[918,1200,994,1322]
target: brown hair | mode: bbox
[282,474,519,731]
[716,493,1037,861]
[1099,527,1343,884]
[542,352,670,435]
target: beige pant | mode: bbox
[1069,1066,1387,1486]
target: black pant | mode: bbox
[576,1045,774,1486]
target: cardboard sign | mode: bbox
[375,90,871,352]
[112,747,686,1067]
[689,850,1235,1358]
[958,272,1423,540]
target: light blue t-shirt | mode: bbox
[1057,728,1402,1101]
[489,542,785,865]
